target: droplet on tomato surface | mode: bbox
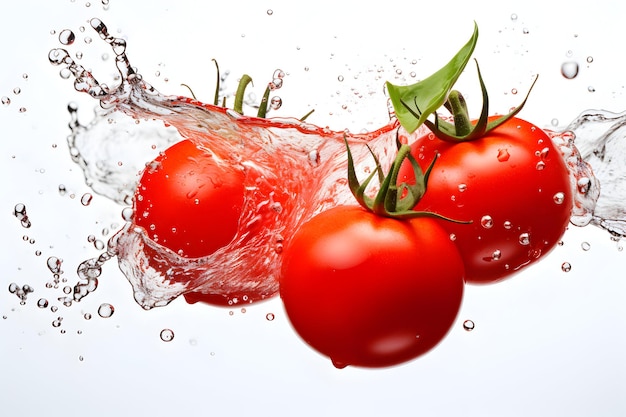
[463,320,475,331]
[561,262,572,272]
[497,148,510,162]
[458,183,467,193]
[491,250,502,261]
[503,220,512,230]
[536,161,546,170]
[519,233,531,246]
[480,215,494,229]
[553,192,565,204]
[561,61,579,79]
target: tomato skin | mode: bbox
[280,206,465,368]
[134,139,245,259]
[399,117,573,283]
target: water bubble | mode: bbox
[1,96,10,106]
[587,86,596,93]
[13,203,31,228]
[491,250,502,261]
[586,56,594,63]
[160,328,175,342]
[581,241,591,251]
[458,183,467,192]
[52,317,63,328]
[551,118,559,127]
[266,313,275,321]
[503,220,512,230]
[519,233,530,246]
[97,303,114,318]
[561,262,572,272]
[449,233,456,241]
[553,192,565,204]
[337,75,344,82]
[84,313,92,320]
[561,61,579,79]
[536,161,545,170]
[13,87,21,95]
[510,13,518,21]
[58,29,76,45]
[481,215,494,229]
[463,320,475,331]
[266,9,273,15]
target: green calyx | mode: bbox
[344,132,468,222]
[386,22,538,143]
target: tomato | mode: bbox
[399,117,573,283]
[280,205,465,368]
[133,139,245,259]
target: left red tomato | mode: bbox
[133,139,245,258]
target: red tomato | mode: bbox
[134,139,245,258]
[399,117,573,283]
[280,205,465,368]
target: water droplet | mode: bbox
[481,215,494,229]
[586,56,594,63]
[78,355,84,362]
[160,328,175,342]
[561,61,579,79]
[463,320,475,331]
[458,183,467,193]
[58,29,76,45]
[449,233,456,241]
[587,86,596,93]
[46,257,63,274]
[12,87,20,95]
[497,148,510,162]
[84,313,92,320]
[553,192,565,204]
[97,303,114,318]
[266,9,273,15]
[551,118,559,127]
[337,75,344,82]
[37,298,49,308]
[52,317,63,328]
[1,96,10,106]
[561,262,572,272]
[581,241,591,251]
[81,193,93,206]
[519,233,530,246]
[266,313,275,321]
[536,161,545,170]
[13,203,31,228]
[503,220,512,230]
[510,13,518,20]
[491,250,502,261]
[331,358,348,369]
[270,96,282,110]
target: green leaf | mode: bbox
[386,22,478,133]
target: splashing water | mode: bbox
[48,18,612,310]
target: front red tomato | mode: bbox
[399,117,573,283]
[134,139,245,259]
[280,206,465,368]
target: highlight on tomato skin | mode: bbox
[398,117,574,284]
[279,206,465,369]
[133,139,245,259]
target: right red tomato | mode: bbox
[399,116,573,283]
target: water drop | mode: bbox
[491,250,502,261]
[266,9,273,15]
[503,220,512,230]
[337,75,344,82]
[449,233,456,241]
[551,118,559,127]
[510,13,518,21]
[58,29,76,45]
[37,298,49,308]
[519,233,530,246]
[561,61,579,79]
[553,192,565,204]
[13,203,31,228]
[587,86,596,93]
[581,241,591,251]
[463,320,475,331]
[52,317,63,328]
[84,313,92,320]
[270,96,282,110]
[81,193,93,206]
[536,161,545,170]
[497,148,510,162]
[458,183,467,193]
[97,303,114,318]
[46,257,63,274]
[561,262,572,272]
[481,215,494,229]
[586,56,594,63]
[266,313,275,321]
[12,87,20,95]
[160,328,175,342]
[1,96,10,106]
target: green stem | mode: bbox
[234,74,253,115]
[446,90,471,136]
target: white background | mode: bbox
[1,1,625,416]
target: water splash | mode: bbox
[48,18,615,310]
